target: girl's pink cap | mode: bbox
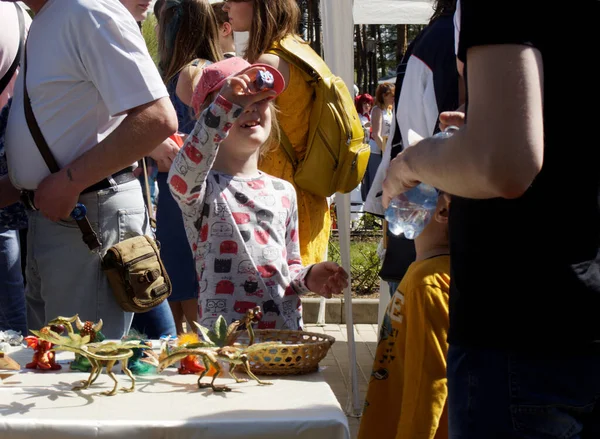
[191,57,285,114]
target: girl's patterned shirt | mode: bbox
[168,95,311,331]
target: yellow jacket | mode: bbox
[358,256,450,439]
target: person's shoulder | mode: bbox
[262,174,297,195]
[402,256,450,295]
[67,0,136,28]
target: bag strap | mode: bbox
[141,157,156,229]
[22,43,101,251]
[0,4,25,97]
[267,36,325,83]
[266,38,314,172]
[278,130,298,172]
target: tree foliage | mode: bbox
[296,1,425,95]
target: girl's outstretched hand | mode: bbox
[306,262,349,299]
[219,67,277,109]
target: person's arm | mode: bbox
[33,97,177,221]
[168,95,238,214]
[169,69,277,213]
[371,106,384,152]
[255,53,291,92]
[383,43,544,206]
[284,186,348,297]
[176,62,209,109]
[395,286,449,439]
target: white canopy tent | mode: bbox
[321,0,433,417]
[354,0,435,24]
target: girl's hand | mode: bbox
[219,67,277,109]
[149,136,181,172]
[305,262,349,299]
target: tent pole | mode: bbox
[321,0,362,418]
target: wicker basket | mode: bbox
[232,329,335,376]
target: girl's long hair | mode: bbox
[157,0,223,84]
[374,83,395,109]
[244,0,300,63]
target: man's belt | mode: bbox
[81,167,136,194]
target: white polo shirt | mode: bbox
[5,0,168,190]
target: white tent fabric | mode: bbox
[354,0,434,24]
[321,0,434,418]
[321,0,362,417]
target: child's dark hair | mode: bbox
[211,2,229,28]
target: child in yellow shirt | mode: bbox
[358,193,451,439]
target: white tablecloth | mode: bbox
[0,346,349,439]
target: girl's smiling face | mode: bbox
[219,98,273,156]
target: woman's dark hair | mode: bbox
[245,0,300,63]
[157,0,223,84]
[430,0,457,23]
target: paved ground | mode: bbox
[305,324,379,439]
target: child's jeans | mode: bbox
[448,344,600,438]
[0,227,26,335]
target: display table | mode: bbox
[0,346,349,439]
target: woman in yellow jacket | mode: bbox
[222,0,330,266]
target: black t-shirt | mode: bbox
[449,0,600,349]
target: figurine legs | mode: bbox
[89,359,102,385]
[197,357,231,392]
[121,359,136,393]
[103,360,119,396]
[228,366,248,383]
[73,360,98,391]
[242,359,272,386]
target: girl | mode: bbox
[222,0,330,267]
[362,83,394,200]
[167,57,348,330]
[355,93,374,128]
[152,0,222,335]
[371,83,395,153]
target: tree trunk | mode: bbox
[376,25,385,78]
[369,25,378,94]
[355,26,363,94]
[396,24,407,61]
[360,25,368,94]
[312,0,322,56]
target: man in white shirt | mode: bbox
[2,0,177,338]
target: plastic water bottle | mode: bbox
[384,126,458,239]
[385,183,439,239]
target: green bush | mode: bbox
[328,234,381,297]
[141,13,159,65]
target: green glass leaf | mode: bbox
[213,316,228,346]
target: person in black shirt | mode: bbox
[382,0,600,437]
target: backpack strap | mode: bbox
[266,35,323,84]
[0,4,25,97]
[266,36,319,171]
[278,130,298,171]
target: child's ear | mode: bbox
[223,22,233,37]
[434,193,451,224]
